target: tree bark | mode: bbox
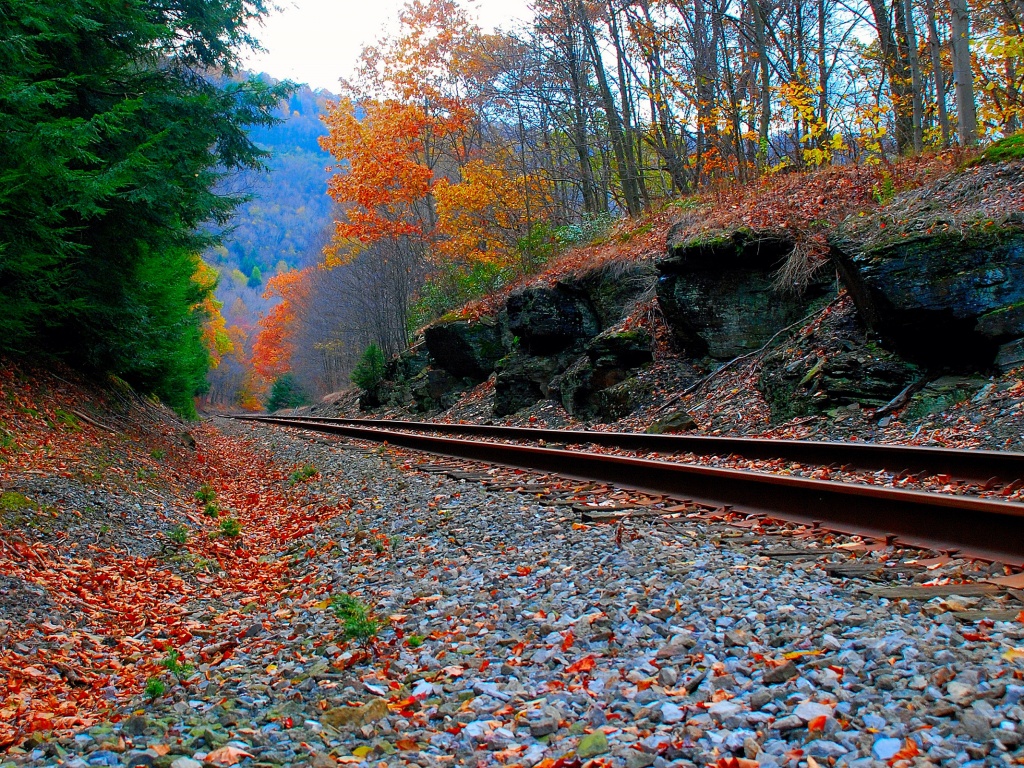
[948,0,978,145]
[576,0,644,216]
[866,0,916,154]
[901,0,925,152]
[924,0,951,144]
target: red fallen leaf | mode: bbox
[561,630,575,652]
[283,717,293,728]
[808,714,827,732]
[511,641,526,656]
[566,655,596,674]
[516,565,531,576]
[961,632,990,642]
[710,759,759,768]
[395,738,419,750]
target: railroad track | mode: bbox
[225,414,1024,565]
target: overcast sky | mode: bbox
[243,0,534,92]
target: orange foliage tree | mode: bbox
[433,158,552,267]
[252,268,311,381]
[319,0,483,265]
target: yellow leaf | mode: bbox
[783,650,824,660]
[352,746,373,757]
[1002,647,1024,662]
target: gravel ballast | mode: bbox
[8,417,1024,768]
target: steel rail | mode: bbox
[229,415,1024,565]
[231,414,1024,484]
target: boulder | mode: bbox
[646,410,699,434]
[385,344,431,382]
[832,229,1024,368]
[586,328,655,370]
[408,367,466,413]
[493,353,575,417]
[505,285,601,355]
[904,375,988,419]
[657,228,833,359]
[756,305,920,421]
[556,329,654,420]
[759,348,918,421]
[423,317,505,381]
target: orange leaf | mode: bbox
[561,630,575,652]
[566,655,596,674]
[808,714,827,732]
[206,746,253,766]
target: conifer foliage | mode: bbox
[0,0,290,416]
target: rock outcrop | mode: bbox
[657,228,834,359]
[757,302,919,421]
[504,285,601,355]
[832,230,1024,369]
[423,317,505,381]
[556,329,654,420]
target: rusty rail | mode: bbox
[227,415,1024,564]
[233,415,1024,484]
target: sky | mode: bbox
[243,0,535,93]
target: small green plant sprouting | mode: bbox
[330,593,380,644]
[168,524,189,545]
[288,464,318,486]
[218,517,241,538]
[150,449,165,460]
[194,484,215,503]
[204,502,220,518]
[406,634,425,648]
[99,524,110,534]
[145,677,166,699]
[159,649,194,681]
[871,172,896,205]
[372,537,386,555]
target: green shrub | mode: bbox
[159,649,193,681]
[145,677,166,699]
[288,464,318,486]
[167,524,189,545]
[351,344,386,392]
[266,373,309,411]
[203,502,220,518]
[217,518,242,538]
[330,593,380,644]
[194,483,215,503]
[407,261,513,333]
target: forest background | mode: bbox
[223,0,1023,413]
[2,0,1021,416]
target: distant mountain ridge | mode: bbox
[206,77,339,331]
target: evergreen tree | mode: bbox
[0,0,292,416]
[265,373,309,411]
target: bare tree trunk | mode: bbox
[924,0,952,144]
[948,0,979,145]
[750,0,772,168]
[576,0,644,216]
[817,0,830,151]
[902,0,925,152]
[867,0,916,154]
